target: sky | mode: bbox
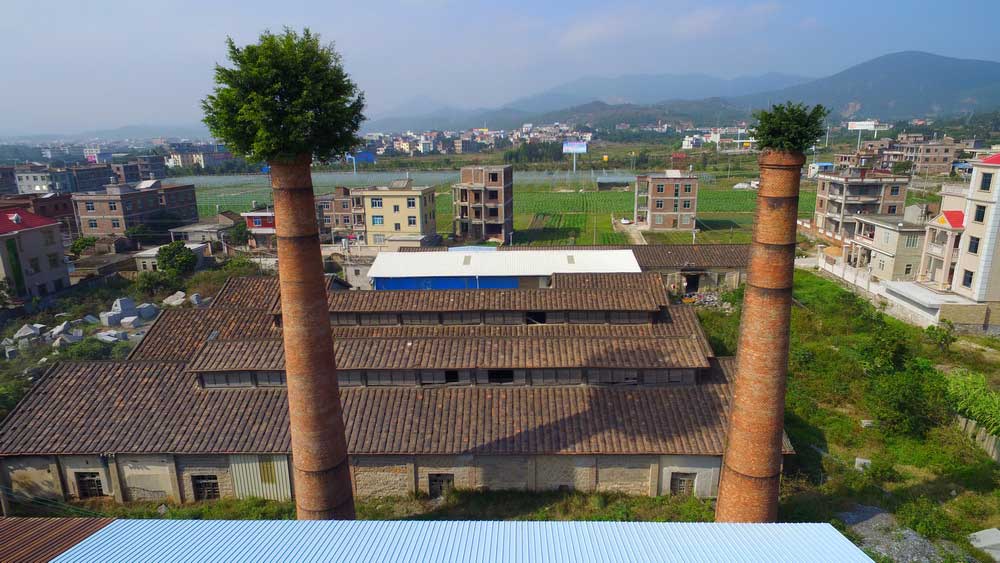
[2,0,999,135]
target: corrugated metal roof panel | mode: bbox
[368,250,641,279]
[53,520,871,563]
[0,517,114,563]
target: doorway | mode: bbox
[428,473,454,498]
[683,274,700,294]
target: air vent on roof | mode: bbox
[462,255,472,266]
[566,255,575,264]
[8,213,21,224]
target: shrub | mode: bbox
[896,496,959,540]
[924,320,958,355]
[156,241,197,275]
[69,236,98,255]
[752,102,828,153]
[948,370,1000,436]
[134,270,183,296]
[865,359,949,437]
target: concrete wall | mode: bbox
[596,456,656,495]
[116,454,179,502]
[176,455,234,502]
[2,456,61,499]
[939,302,1000,335]
[658,455,722,498]
[60,455,113,500]
[958,416,1000,463]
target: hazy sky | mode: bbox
[2,0,998,135]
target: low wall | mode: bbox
[957,416,1000,463]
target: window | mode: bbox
[655,215,664,225]
[890,186,900,196]
[353,269,361,276]
[392,204,400,213]
[981,172,993,192]
[877,259,885,270]
[445,370,459,383]
[341,201,349,209]
[111,219,120,229]
[408,216,416,226]
[655,200,664,209]
[428,473,455,498]
[47,254,59,269]
[683,200,691,209]
[394,223,401,231]
[253,217,262,227]
[962,270,974,288]
[969,236,980,254]
[373,234,385,244]
[75,472,105,498]
[85,201,95,211]
[488,370,514,384]
[488,172,499,182]
[656,184,664,193]
[407,197,416,208]
[684,184,692,193]
[670,472,696,496]
[370,197,383,208]
[192,475,220,501]
[372,215,384,225]
[323,217,331,224]
[904,234,919,248]
[905,264,913,275]
[88,219,97,228]
[108,201,117,210]
[43,229,55,246]
[887,205,897,214]
[974,205,987,223]
[883,231,891,244]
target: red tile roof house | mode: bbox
[0,273,792,506]
[0,209,70,299]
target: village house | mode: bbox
[813,168,910,243]
[0,209,70,299]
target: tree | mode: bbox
[891,160,914,175]
[69,236,97,256]
[156,241,197,274]
[134,270,183,296]
[228,220,250,246]
[202,27,363,520]
[865,359,949,437]
[924,319,958,354]
[752,102,828,152]
[124,224,152,243]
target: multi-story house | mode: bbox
[813,168,909,243]
[0,193,76,238]
[112,163,141,184]
[0,166,16,195]
[15,166,73,195]
[842,204,931,282]
[0,209,70,298]
[899,136,962,175]
[633,170,698,231]
[452,165,514,243]
[317,187,366,241]
[133,155,167,180]
[72,180,199,238]
[359,179,437,245]
[68,164,115,192]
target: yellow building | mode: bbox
[358,179,437,245]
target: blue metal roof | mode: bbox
[54,520,871,563]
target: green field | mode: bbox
[194,176,817,246]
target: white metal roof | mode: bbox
[53,520,872,563]
[134,243,207,258]
[368,250,641,279]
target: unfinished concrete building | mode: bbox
[452,165,513,244]
[0,273,792,507]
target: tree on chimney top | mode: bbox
[752,102,828,153]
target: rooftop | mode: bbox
[47,520,869,563]
[368,250,641,279]
[134,243,207,258]
[398,244,752,270]
[853,214,926,230]
[0,209,58,235]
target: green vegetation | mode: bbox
[228,220,250,246]
[752,102,828,152]
[699,271,1000,557]
[69,236,97,256]
[948,371,1000,436]
[503,141,563,163]
[156,241,198,275]
[891,160,914,175]
[202,27,365,163]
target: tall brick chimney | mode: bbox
[271,156,355,519]
[715,149,805,522]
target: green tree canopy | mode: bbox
[228,220,250,246]
[202,28,366,163]
[156,241,197,275]
[752,102,828,153]
[69,236,97,256]
[891,160,914,175]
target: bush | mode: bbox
[948,370,1000,436]
[752,102,828,152]
[925,320,958,354]
[60,338,131,361]
[69,236,98,255]
[896,496,959,540]
[865,359,950,437]
[156,241,198,275]
[134,270,183,296]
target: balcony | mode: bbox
[927,242,944,257]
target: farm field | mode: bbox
[189,174,818,246]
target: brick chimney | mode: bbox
[715,149,805,522]
[271,156,355,519]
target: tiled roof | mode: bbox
[397,245,751,270]
[980,153,1000,165]
[128,308,277,362]
[0,358,793,456]
[0,209,58,235]
[212,275,347,311]
[323,288,662,313]
[187,334,710,372]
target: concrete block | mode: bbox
[112,297,138,317]
[121,316,142,329]
[4,346,16,359]
[17,338,34,350]
[1,338,12,347]
[13,324,39,340]
[51,321,70,337]
[188,293,203,306]
[854,457,871,471]
[137,303,159,320]
[100,311,122,327]
[860,420,875,428]
[95,332,118,344]
[83,315,100,324]
[163,291,186,307]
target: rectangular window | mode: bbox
[192,475,220,501]
[108,201,117,210]
[253,217,262,227]
[655,184,664,193]
[487,370,515,384]
[655,200,664,209]
[373,234,385,244]
[905,264,913,275]
[323,217,331,224]
[392,204,399,212]
[88,219,98,228]
[887,205,897,214]
[962,269,974,288]
[974,205,987,223]
[75,472,104,498]
[408,216,416,226]
[370,197,383,208]
[341,201,349,209]
[655,215,664,225]
[407,197,416,208]
[111,219,120,229]
[85,201,95,211]
[683,200,691,209]
[372,215,384,225]
[969,236,980,254]
[125,202,133,211]
[883,231,891,244]
[981,172,993,191]
[890,186,900,196]
[29,257,40,274]
[683,184,692,193]
[47,253,59,269]
[394,223,401,231]
[904,234,919,248]
[670,472,696,496]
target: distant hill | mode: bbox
[77,123,212,140]
[735,51,1000,119]
[506,72,811,114]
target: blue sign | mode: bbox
[261,165,270,174]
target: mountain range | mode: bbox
[363,51,1000,133]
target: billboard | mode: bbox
[562,141,588,154]
[848,121,891,131]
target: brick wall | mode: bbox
[176,455,234,502]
